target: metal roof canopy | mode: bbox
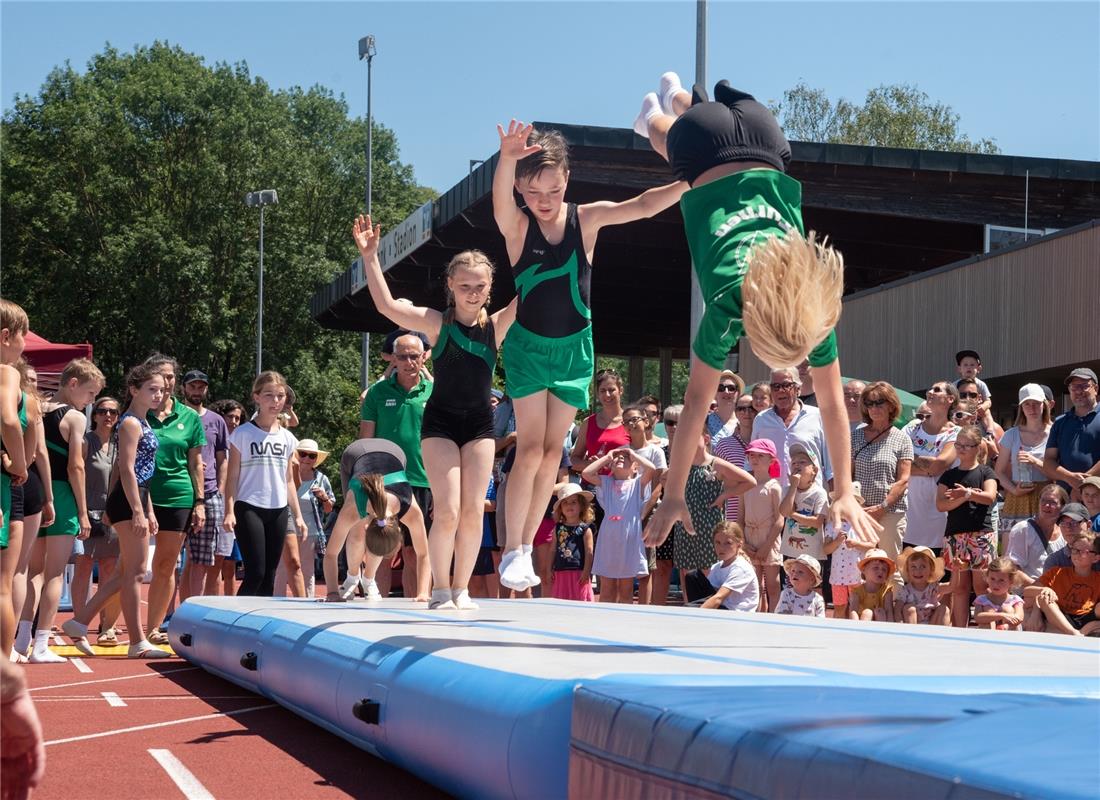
[311,122,1100,359]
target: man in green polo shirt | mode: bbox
[359,332,432,599]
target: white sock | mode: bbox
[452,589,479,610]
[29,630,66,663]
[658,71,685,115]
[633,92,662,138]
[521,543,532,555]
[14,620,33,655]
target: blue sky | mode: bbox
[3,1,1098,194]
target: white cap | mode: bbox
[1018,383,1045,404]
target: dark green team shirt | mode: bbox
[680,168,838,367]
[359,374,432,488]
[147,400,206,508]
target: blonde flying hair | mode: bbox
[357,472,404,557]
[742,232,844,369]
[442,250,494,328]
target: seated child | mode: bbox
[1025,531,1100,636]
[741,439,782,611]
[823,482,876,619]
[849,549,896,622]
[639,73,879,553]
[895,545,949,626]
[775,554,825,617]
[973,557,1024,630]
[582,448,656,604]
[550,484,596,602]
[684,521,760,611]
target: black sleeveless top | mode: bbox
[350,450,412,520]
[44,405,72,479]
[429,318,497,411]
[511,203,592,338]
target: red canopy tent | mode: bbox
[22,331,93,394]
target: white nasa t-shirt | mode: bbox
[230,421,298,509]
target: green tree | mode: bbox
[1,41,434,459]
[774,81,999,153]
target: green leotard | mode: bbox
[680,169,838,370]
[1,392,29,549]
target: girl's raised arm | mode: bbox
[352,214,442,340]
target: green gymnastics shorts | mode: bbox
[41,480,80,536]
[502,322,594,411]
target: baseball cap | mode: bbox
[1059,503,1091,523]
[955,349,981,364]
[1017,383,1045,404]
[182,369,209,385]
[1065,367,1098,385]
[1080,476,1100,493]
[789,442,819,468]
[1039,384,1054,402]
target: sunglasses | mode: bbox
[623,417,646,426]
[298,452,318,460]
[95,408,120,416]
[952,411,974,421]
[770,381,797,392]
[959,391,980,399]
[863,398,887,408]
[716,384,739,393]
[913,413,930,421]
[735,405,757,414]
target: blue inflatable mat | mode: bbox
[169,596,1100,800]
[570,684,1100,799]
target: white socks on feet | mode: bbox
[633,92,662,139]
[29,630,67,663]
[14,620,32,656]
[62,618,95,656]
[360,576,382,601]
[659,71,686,115]
[339,572,361,600]
[429,589,457,610]
[452,589,479,611]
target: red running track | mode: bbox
[26,599,451,800]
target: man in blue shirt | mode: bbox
[1044,367,1100,496]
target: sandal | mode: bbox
[97,628,119,647]
[146,629,169,646]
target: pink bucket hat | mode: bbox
[745,439,778,460]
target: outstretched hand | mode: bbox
[352,214,381,259]
[644,496,692,547]
[829,491,881,545]
[497,119,542,160]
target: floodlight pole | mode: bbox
[245,189,279,375]
[359,35,376,390]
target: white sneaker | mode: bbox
[521,550,541,589]
[452,589,479,610]
[360,576,383,602]
[498,549,530,592]
[339,573,361,601]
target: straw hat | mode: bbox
[552,483,594,518]
[782,554,822,586]
[896,546,945,584]
[857,548,896,574]
[828,481,864,504]
[296,439,330,467]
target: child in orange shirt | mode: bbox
[1025,531,1100,636]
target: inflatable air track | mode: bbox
[169,596,1100,799]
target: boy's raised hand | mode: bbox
[352,214,381,258]
[497,119,542,160]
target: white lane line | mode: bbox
[101,691,127,707]
[30,666,198,692]
[44,703,277,746]
[148,749,216,800]
[52,634,66,647]
[70,658,93,674]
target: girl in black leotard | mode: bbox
[353,215,517,610]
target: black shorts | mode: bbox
[421,404,494,448]
[23,467,45,516]
[8,482,24,523]
[153,504,193,532]
[402,485,434,547]
[472,546,495,577]
[104,483,150,524]
[1066,609,1098,631]
[666,85,791,185]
